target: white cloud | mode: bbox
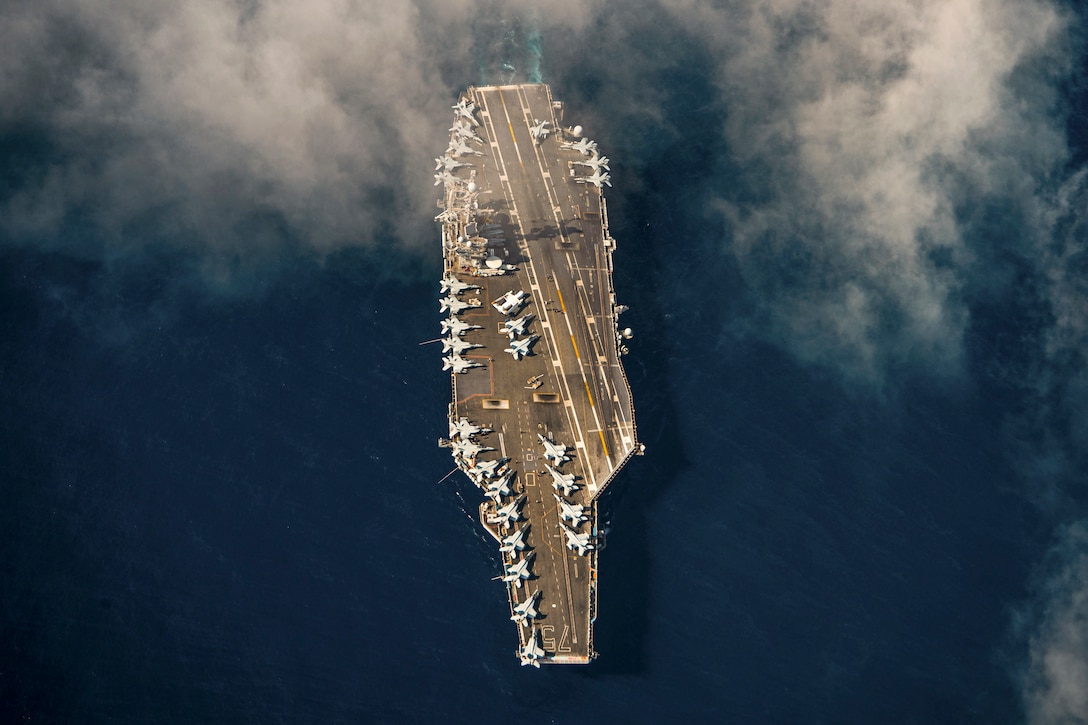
[0,0,598,270]
[1008,168,1088,510]
[1017,522,1088,725]
[661,0,1070,383]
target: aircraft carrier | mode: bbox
[435,84,640,666]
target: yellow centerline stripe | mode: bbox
[556,287,567,313]
[570,334,580,359]
[497,90,524,171]
[498,90,514,142]
[583,381,595,407]
[598,430,610,457]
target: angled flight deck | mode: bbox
[436,84,639,666]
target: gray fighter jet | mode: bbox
[553,493,588,526]
[510,589,542,626]
[504,334,539,361]
[538,434,571,465]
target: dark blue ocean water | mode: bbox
[0,230,1048,723]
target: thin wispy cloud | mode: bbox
[1016,521,1088,725]
[657,0,1071,384]
[0,1,595,276]
[1,0,1078,374]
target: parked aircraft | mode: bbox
[435,155,469,172]
[561,137,598,155]
[440,295,480,314]
[433,170,460,186]
[448,139,483,157]
[538,434,571,464]
[450,120,483,144]
[441,317,481,337]
[519,628,546,666]
[449,417,489,439]
[451,438,491,459]
[442,354,482,374]
[502,551,536,588]
[504,334,539,361]
[575,169,612,189]
[529,119,551,143]
[500,524,531,554]
[560,522,594,556]
[503,313,534,339]
[440,276,479,294]
[492,289,528,316]
[553,493,588,526]
[545,464,579,495]
[452,97,480,126]
[511,589,542,626]
[573,154,610,172]
[486,474,515,500]
[474,457,510,479]
[489,466,515,490]
[488,494,526,529]
[442,336,481,355]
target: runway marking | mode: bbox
[541,625,556,651]
[558,625,573,653]
[498,90,526,171]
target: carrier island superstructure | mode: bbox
[435,84,640,666]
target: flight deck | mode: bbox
[435,84,639,666]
